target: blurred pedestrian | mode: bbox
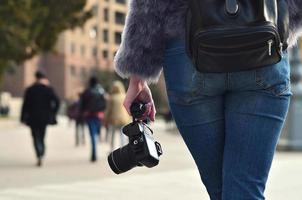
[80,77,107,162]
[21,71,60,167]
[104,81,131,151]
[0,92,10,117]
[67,96,85,147]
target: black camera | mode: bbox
[107,102,163,174]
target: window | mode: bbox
[70,43,76,54]
[92,47,98,57]
[104,8,109,22]
[70,65,76,76]
[80,45,86,56]
[92,4,98,16]
[81,67,87,80]
[102,50,108,58]
[115,32,122,44]
[103,29,109,42]
[115,12,125,25]
[116,0,126,4]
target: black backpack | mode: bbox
[84,85,106,113]
[186,0,289,73]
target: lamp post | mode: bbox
[279,40,302,150]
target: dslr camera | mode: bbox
[107,102,163,174]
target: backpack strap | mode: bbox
[187,0,202,26]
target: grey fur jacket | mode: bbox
[114,0,302,82]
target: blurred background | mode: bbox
[0,0,302,200]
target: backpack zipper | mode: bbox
[268,39,273,56]
[194,23,281,50]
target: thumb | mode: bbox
[123,87,140,115]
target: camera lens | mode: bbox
[107,144,137,174]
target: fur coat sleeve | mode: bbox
[114,0,171,83]
[288,0,302,45]
[115,0,302,82]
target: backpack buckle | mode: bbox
[225,0,239,15]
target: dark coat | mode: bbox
[114,0,302,83]
[21,83,60,126]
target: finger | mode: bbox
[144,103,152,119]
[137,90,155,121]
[136,91,150,105]
[149,102,156,122]
[124,88,139,115]
[136,103,150,121]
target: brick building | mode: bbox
[3,0,127,101]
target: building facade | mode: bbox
[3,0,127,101]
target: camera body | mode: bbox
[123,121,162,167]
[107,103,162,174]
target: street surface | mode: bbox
[0,117,302,200]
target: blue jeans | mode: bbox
[163,40,291,200]
[87,117,101,160]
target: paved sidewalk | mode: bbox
[1,162,302,200]
[0,169,204,200]
[0,118,302,199]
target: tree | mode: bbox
[0,0,92,82]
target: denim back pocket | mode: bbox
[164,63,204,105]
[163,41,205,105]
[255,53,292,97]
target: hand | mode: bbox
[123,75,156,121]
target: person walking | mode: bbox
[104,81,131,151]
[80,77,107,162]
[21,71,60,167]
[67,97,86,147]
[114,0,302,199]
